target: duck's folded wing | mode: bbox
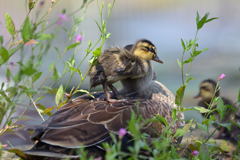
[33,99,136,148]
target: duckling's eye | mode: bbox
[141,47,149,52]
[144,47,153,52]
[200,86,210,91]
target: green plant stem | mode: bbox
[203,127,217,144]
[30,96,45,121]
[181,50,185,86]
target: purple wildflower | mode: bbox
[39,0,45,6]
[9,62,15,66]
[217,73,226,81]
[118,128,127,138]
[56,13,68,25]
[74,34,83,43]
[192,150,199,156]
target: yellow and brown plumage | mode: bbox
[1,39,184,159]
[88,39,163,101]
[195,79,240,142]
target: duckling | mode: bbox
[195,79,239,141]
[3,48,184,159]
[89,39,163,102]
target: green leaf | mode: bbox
[183,57,193,64]
[66,42,80,51]
[205,17,218,23]
[175,85,186,106]
[75,89,94,98]
[0,47,10,65]
[194,106,211,113]
[106,33,111,39]
[21,17,33,42]
[196,11,200,24]
[5,68,11,81]
[199,144,210,160]
[50,64,60,80]
[4,13,16,36]
[180,38,185,50]
[37,33,54,40]
[186,75,194,84]
[55,85,64,105]
[196,12,218,30]
[215,122,232,131]
[32,72,42,82]
[6,86,17,97]
[197,12,209,30]
[93,47,102,57]
[0,36,3,45]
[216,98,227,120]
[174,122,192,137]
[152,115,169,126]
[176,59,183,69]
[21,61,37,76]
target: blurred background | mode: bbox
[0,0,239,121]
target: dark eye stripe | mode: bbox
[200,86,210,91]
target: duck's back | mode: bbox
[4,92,183,159]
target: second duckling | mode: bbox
[195,79,239,141]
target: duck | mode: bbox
[88,39,163,102]
[1,40,184,160]
[195,79,240,141]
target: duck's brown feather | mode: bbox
[29,92,177,149]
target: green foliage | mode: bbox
[55,85,64,105]
[0,47,10,65]
[193,106,211,113]
[175,84,186,106]
[176,12,217,106]
[21,17,33,42]
[196,12,218,30]
[4,13,16,36]
[66,42,81,51]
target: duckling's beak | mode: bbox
[153,55,164,64]
[194,93,201,99]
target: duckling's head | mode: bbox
[131,39,163,63]
[195,79,220,100]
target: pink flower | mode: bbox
[94,157,102,160]
[118,128,127,138]
[217,73,226,80]
[25,39,38,46]
[1,144,8,148]
[74,34,83,43]
[192,150,199,156]
[56,13,68,25]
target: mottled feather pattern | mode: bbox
[31,92,179,149]
[89,47,148,87]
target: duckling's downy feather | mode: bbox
[89,47,148,88]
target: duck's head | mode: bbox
[130,39,163,63]
[194,79,220,100]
